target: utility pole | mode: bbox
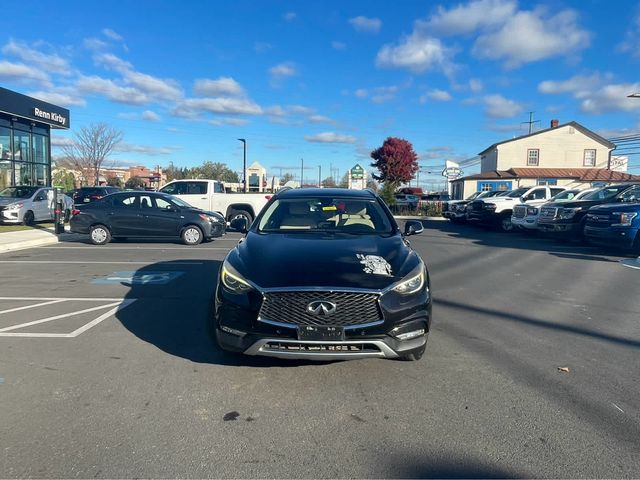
[237,138,247,192]
[318,165,321,187]
[300,158,304,187]
[521,112,540,135]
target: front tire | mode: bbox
[89,224,111,245]
[499,214,514,232]
[398,344,426,362]
[229,209,253,228]
[23,210,35,226]
[181,225,203,245]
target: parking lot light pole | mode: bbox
[237,138,247,192]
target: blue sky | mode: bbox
[1,0,640,187]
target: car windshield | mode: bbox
[257,197,394,234]
[0,186,38,198]
[551,190,578,201]
[505,188,529,198]
[582,185,631,201]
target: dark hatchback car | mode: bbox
[70,191,225,245]
[72,186,121,205]
[212,188,431,361]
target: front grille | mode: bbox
[470,201,484,211]
[586,213,611,225]
[540,206,558,220]
[259,291,382,327]
[263,342,381,354]
[0,206,5,213]
[513,205,527,218]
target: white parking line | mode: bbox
[0,298,136,338]
[0,299,66,315]
[0,297,126,301]
[37,246,233,250]
[0,302,122,332]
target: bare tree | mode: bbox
[62,123,123,186]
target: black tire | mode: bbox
[399,344,426,362]
[22,210,35,226]
[499,213,514,232]
[181,225,203,245]
[89,224,111,245]
[229,209,253,227]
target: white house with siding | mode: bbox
[451,120,640,199]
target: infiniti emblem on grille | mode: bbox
[307,300,337,316]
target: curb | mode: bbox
[0,233,59,254]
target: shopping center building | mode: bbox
[0,87,70,190]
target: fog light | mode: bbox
[395,329,425,341]
[221,326,246,337]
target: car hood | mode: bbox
[226,231,420,290]
[588,202,640,213]
[0,197,21,206]
[482,196,518,204]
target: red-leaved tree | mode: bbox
[370,137,418,204]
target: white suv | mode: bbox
[0,186,73,225]
[511,188,598,231]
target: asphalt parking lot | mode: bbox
[0,221,639,478]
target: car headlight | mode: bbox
[220,261,253,293]
[6,202,23,210]
[612,212,637,227]
[527,207,539,215]
[392,264,426,295]
[483,203,496,210]
[558,207,581,219]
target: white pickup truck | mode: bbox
[467,185,566,232]
[159,179,271,225]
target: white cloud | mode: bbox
[483,94,524,118]
[289,105,314,115]
[421,89,452,103]
[115,142,177,155]
[617,12,640,57]
[26,90,86,108]
[50,136,75,148]
[2,40,70,75]
[265,105,287,117]
[194,77,245,97]
[332,41,346,50]
[142,110,161,122]
[472,8,590,68]
[93,52,132,72]
[76,75,148,105]
[376,33,455,74]
[83,37,108,51]
[124,71,183,101]
[283,12,297,22]
[420,0,517,36]
[537,73,608,97]
[469,79,483,93]
[0,61,51,87]
[102,28,124,42]
[254,42,273,53]
[210,118,250,126]
[580,83,640,114]
[308,115,334,124]
[305,132,357,144]
[354,89,368,98]
[173,97,263,117]
[269,62,297,78]
[349,16,382,33]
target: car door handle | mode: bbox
[201,197,207,199]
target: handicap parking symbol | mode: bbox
[93,271,185,285]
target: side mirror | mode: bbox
[404,220,424,236]
[230,217,248,233]
[165,205,178,212]
[520,196,526,203]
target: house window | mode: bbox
[537,178,557,186]
[527,149,539,166]
[583,149,596,167]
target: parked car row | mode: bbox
[0,186,74,225]
[443,183,640,252]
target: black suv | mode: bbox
[73,186,121,205]
[212,188,431,361]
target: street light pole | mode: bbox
[318,165,321,187]
[237,138,247,192]
[300,158,304,188]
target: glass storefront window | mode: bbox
[34,163,49,186]
[0,127,11,161]
[14,162,34,186]
[0,160,11,190]
[13,131,31,163]
[33,134,48,163]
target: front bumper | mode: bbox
[511,215,538,230]
[584,225,638,249]
[467,210,498,224]
[537,220,582,236]
[0,208,21,223]
[214,285,431,360]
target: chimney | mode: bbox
[550,119,559,128]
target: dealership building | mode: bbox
[0,87,70,190]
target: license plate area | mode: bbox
[297,325,344,341]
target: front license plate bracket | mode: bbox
[297,325,344,341]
